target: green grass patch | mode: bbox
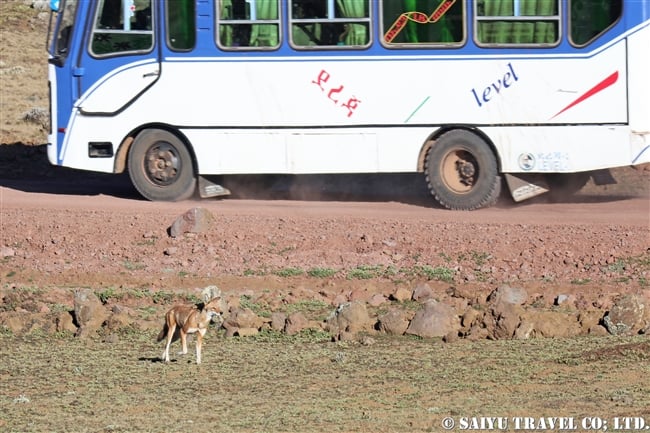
[307,267,338,278]
[273,267,305,277]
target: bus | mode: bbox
[46,0,650,210]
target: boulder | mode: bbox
[74,289,109,338]
[487,285,528,306]
[461,307,482,329]
[405,300,460,338]
[169,207,214,238]
[376,308,410,336]
[602,294,646,335]
[487,301,524,340]
[390,287,412,302]
[368,293,387,307]
[270,312,287,332]
[222,307,264,336]
[201,285,222,302]
[284,312,309,336]
[484,285,529,340]
[514,311,581,339]
[55,311,77,334]
[412,283,435,303]
[325,301,373,340]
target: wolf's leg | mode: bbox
[178,331,188,355]
[162,324,176,362]
[196,329,206,364]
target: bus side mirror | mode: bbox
[50,0,60,11]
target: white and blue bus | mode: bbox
[46,0,650,210]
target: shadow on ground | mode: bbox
[1,143,647,205]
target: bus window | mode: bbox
[570,0,622,46]
[49,0,79,63]
[217,0,281,49]
[90,0,153,56]
[167,0,196,50]
[382,0,465,46]
[289,0,371,49]
[475,0,560,45]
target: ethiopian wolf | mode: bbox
[157,297,224,364]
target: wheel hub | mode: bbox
[456,160,476,186]
[145,143,179,185]
[440,149,479,194]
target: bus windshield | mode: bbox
[48,0,79,64]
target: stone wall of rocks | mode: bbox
[1,284,648,345]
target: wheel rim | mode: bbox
[440,149,478,194]
[144,142,181,186]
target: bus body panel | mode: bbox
[135,47,629,128]
[627,22,650,134]
[76,59,160,114]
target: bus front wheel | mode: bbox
[128,129,197,201]
[424,130,501,210]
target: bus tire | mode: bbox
[128,129,197,201]
[424,130,501,210]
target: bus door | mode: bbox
[73,0,160,115]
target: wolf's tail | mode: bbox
[156,323,168,342]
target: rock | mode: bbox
[104,306,134,331]
[488,301,524,340]
[516,311,581,339]
[28,0,50,10]
[390,287,412,302]
[484,285,530,340]
[234,327,259,337]
[368,293,387,307]
[405,300,460,339]
[0,312,29,334]
[465,324,489,341]
[223,307,264,334]
[602,294,646,335]
[201,285,222,301]
[443,330,459,343]
[376,308,410,336]
[73,289,109,338]
[270,312,286,332]
[55,311,77,334]
[555,294,576,307]
[577,311,607,335]
[514,320,535,339]
[284,312,309,335]
[412,283,435,303]
[169,207,214,238]
[337,330,357,341]
[487,285,528,306]
[326,301,373,340]
[461,308,481,329]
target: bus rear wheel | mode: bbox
[424,130,501,210]
[128,129,196,201]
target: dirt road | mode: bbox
[1,158,648,301]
